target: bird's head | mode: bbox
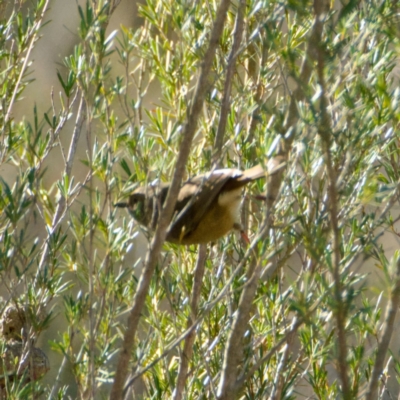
[115,189,153,228]
[128,192,149,225]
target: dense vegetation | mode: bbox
[1,0,400,398]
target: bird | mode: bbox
[115,165,266,245]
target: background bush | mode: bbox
[1,0,400,399]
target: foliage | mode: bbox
[1,0,400,398]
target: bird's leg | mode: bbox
[233,222,250,244]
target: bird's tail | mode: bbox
[240,164,265,181]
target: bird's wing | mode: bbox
[167,169,241,242]
[222,164,265,190]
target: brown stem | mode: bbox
[365,257,400,400]
[2,0,51,128]
[173,244,207,400]
[235,318,302,390]
[212,0,246,167]
[314,2,350,395]
[245,30,268,159]
[268,317,299,400]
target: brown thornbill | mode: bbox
[115,165,266,245]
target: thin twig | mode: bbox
[269,317,299,400]
[314,1,350,396]
[245,27,269,160]
[212,0,246,167]
[235,318,302,390]
[2,0,51,127]
[365,257,400,400]
[34,94,85,282]
[173,244,207,400]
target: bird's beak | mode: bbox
[114,202,129,208]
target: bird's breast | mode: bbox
[179,188,243,245]
[217,187,242,221]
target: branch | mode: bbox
[268,317,299,400]
[2,0,51,129]
[34,94,86,282]
[235,318,302,390]
[314,1,350,396]
[173,244,207,400]
[212,0,246,166]
[365,256,400,400]
[245,22,269,160]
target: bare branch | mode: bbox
[34,94,86,282]
[269,317,299,400]
[366,257,400,400]
[235,318,302,390]
[173,244,207,400]
[212,0,246,167]
[314,0,350,396]
[2,0,51,129]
